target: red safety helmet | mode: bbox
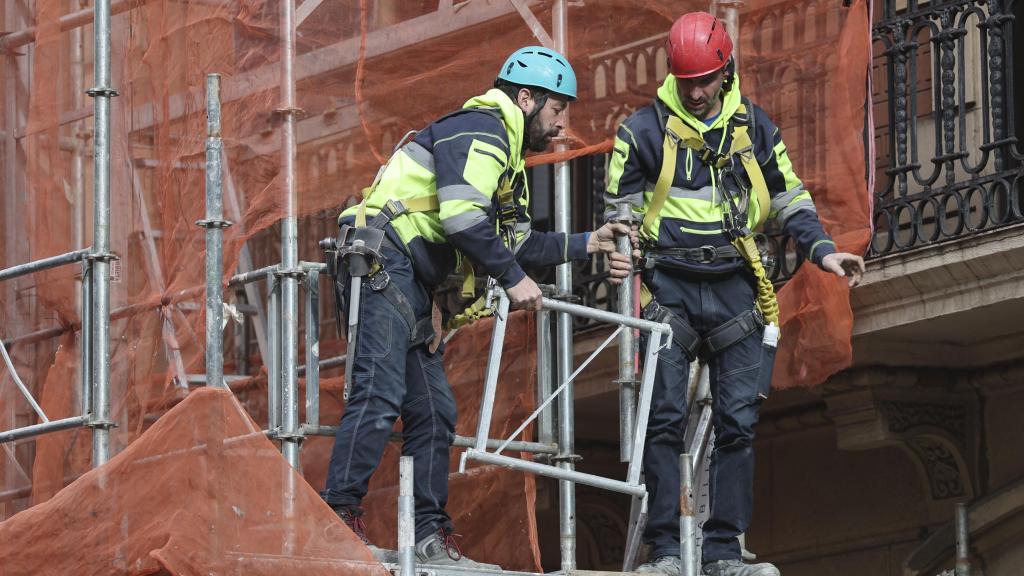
[667,12,734,78]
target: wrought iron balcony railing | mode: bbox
[871,0,1023,256]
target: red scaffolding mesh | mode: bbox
[0,0,870,570]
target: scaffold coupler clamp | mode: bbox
[483,278,503,318]
[537,282,580,304]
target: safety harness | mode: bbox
[333,198,439,347]
[446,172,522,329]
[639,98,780,361]
[324,105,525,361]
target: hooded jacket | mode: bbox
[341,88,589,288]
[605,74,836,275]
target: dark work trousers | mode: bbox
[321,246,457,542]
[641,266,769,563]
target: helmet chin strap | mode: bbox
[721,57,736,92]
[522,91,550,150]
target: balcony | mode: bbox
[852,0,1024,368]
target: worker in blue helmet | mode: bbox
[320,46,636,569]
[495,45,579,152]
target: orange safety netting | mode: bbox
[0,386,388,576]
[0,312,540,573]
[0,0,871,567]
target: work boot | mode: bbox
[415,527,502,571]
[635,554,682,575]
[333,505,398,564]
[702,559,781,576]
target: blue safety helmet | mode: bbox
[496,46,577,101]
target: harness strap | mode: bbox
[645,244,742,265]
[641,300,701,361]
[642,99,780,327]
[642,115,687,239]
[701,308,763,358]
[645,102,771,236]
[373,276,436,347]
[728,120,770,230]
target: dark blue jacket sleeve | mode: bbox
[433,111,527,288]
[751,104,837,267]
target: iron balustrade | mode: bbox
[871,0,1023,255]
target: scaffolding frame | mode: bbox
[0,0,738,572]
[0,0,117,471]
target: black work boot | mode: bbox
[332,505,398,564]
[702,559,781,576]
[636,554,682,575]
[414,527,502,571]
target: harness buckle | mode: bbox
[696,245,718,264]
[382,199,408,220]
[369,269,391,292]
[699,147,725,166]
[721,213,750,240]
[664,127,684,148]
[498,203,518,226]
[752,306,765,327]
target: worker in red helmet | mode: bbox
[605,11,864,576]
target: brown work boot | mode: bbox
[333,505,398,564]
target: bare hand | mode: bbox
[821,252,866,288]
[588,222,640,256]
[505,276,543,311]
[605,250,633,285]
[589,223,641,285]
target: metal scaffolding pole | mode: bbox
[615,203,636,463]
[469,289,511,457]
[714,0,744,66]
[0,250,92,282]
[552,1,576,570]
[0,250,94,448]
[398,456,416,576]
[3,1,32,497]
[71,4,88,422]
[278,0,302,469]
[199,74,230,388]
[536,308,554,445]
[304,269,320,428]
[80,261,93,418]
[88,0,117,467]
[267,271,281,432]
[680,453,697,576]
[955,503,970,576]
[0,0,146,52]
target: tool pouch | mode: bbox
[337,224,386,278]
[752,323,780,403]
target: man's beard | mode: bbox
[527,122,558,152]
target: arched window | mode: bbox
[614,59,627,93]
[782,9,798,49]
[654,47,668,80]
[595,64,608,99]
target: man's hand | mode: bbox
[588,222,640,255]
[506,276,543,311]
[821,252,866,288]
[589,222,641,285]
